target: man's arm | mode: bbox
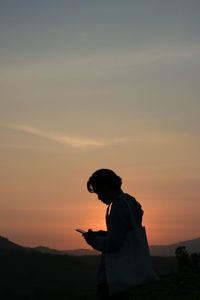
[86,199,129,252]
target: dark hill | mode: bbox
[0,236,25,250]
[1,235,200,256]
[0,248,98,299]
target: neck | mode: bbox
[108,189,124,204]
[115,188,124,196]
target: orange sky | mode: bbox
[0,1,200,249]
[1,158,199,249]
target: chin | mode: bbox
[104,201,111,205]
[101,200,108,204]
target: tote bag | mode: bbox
[105,197,159,295]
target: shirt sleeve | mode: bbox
[89,199,130,252]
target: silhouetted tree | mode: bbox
[175,246,190,271]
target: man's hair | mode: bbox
[87,169,122,193]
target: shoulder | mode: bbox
[124,193,143,208]
[114,193,143,214]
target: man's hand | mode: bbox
[98,230,107,237]
[82,229,94,245]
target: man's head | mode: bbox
[87,169,122,204]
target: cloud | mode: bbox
[6,124,106,148]
[3,123,193,151]
[53,135,105,147]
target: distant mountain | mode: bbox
[150,237,200,256]
[31,236,200,256]
[33,246,99,256]
[0,235,199,256]
[34,246,65,255]
[63,248,100,256]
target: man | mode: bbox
[83,169,144,299]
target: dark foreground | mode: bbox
[1,249,199,300]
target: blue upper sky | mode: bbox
[1,0,200,62]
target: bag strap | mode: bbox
[106,196,141,229]
[120,196,140,229]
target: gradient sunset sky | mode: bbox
[1,0,200,250]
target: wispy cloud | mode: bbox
[3,123,191,150]
[6,124,106,148]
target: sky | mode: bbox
[0,0,200,250]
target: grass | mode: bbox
[1,249,199,299]
[77,270,200,300]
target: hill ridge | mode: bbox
[0,235,199,256]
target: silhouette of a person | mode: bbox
[83,169,144,300]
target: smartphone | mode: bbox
[76,228,86,234]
